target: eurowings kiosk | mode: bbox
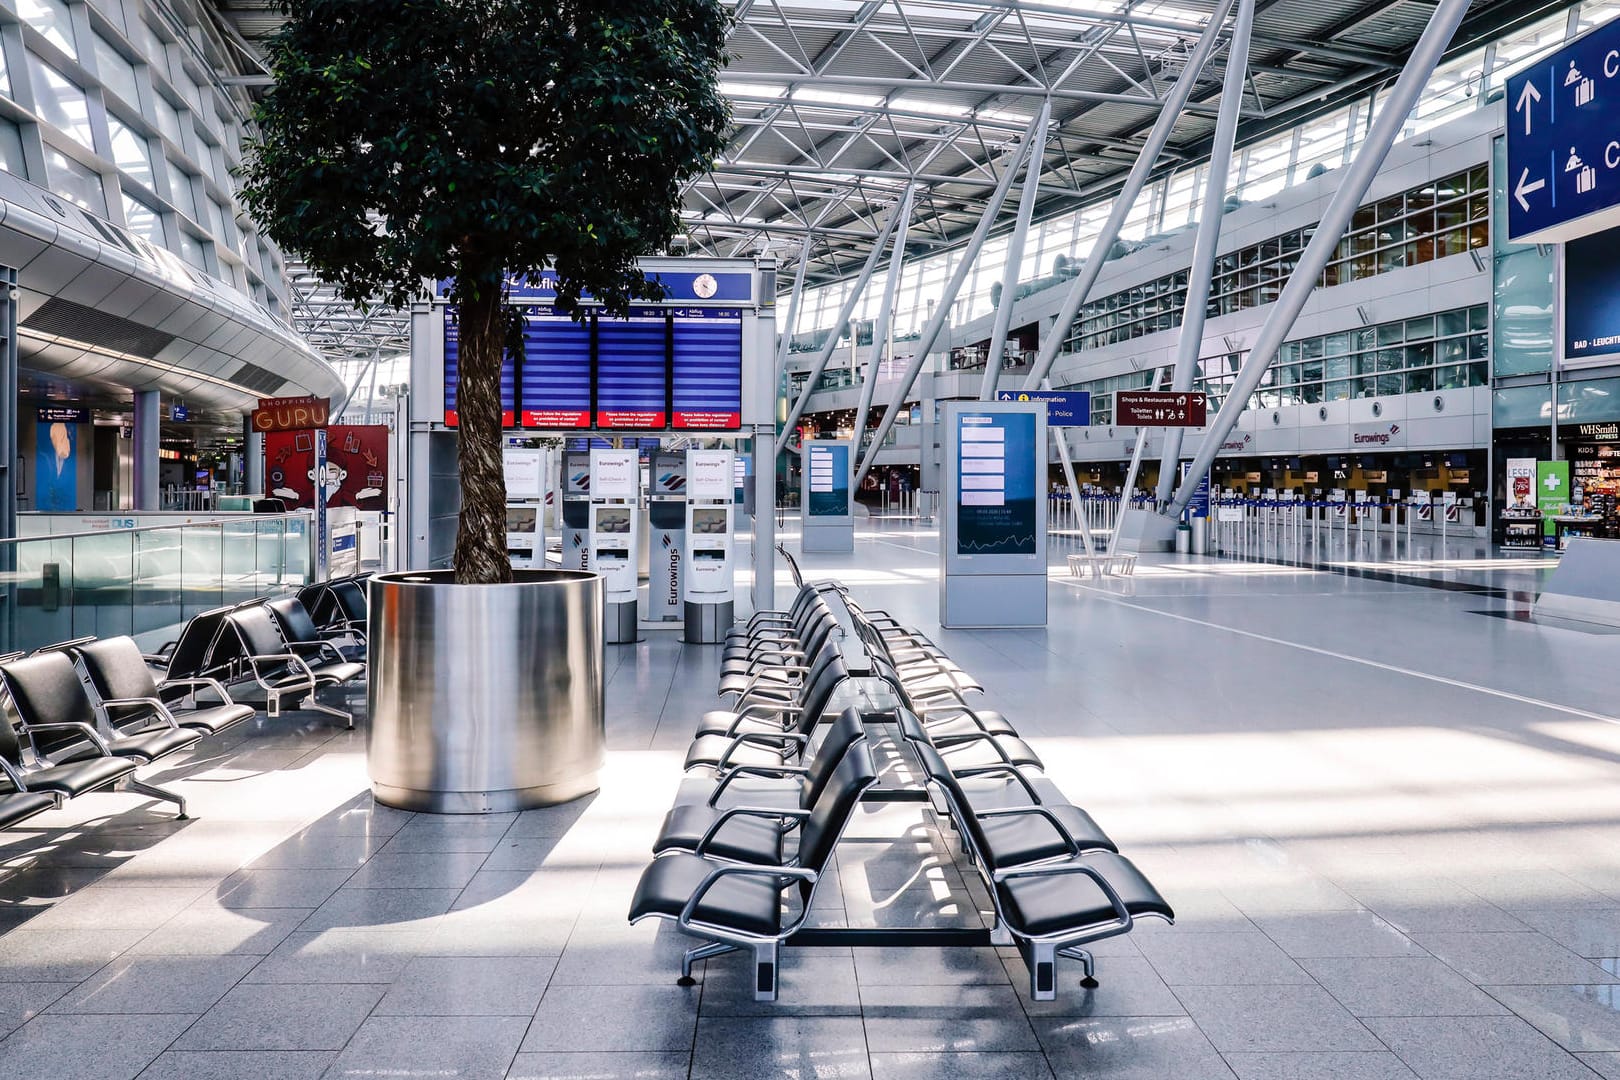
[685,448,735,642]
[801,440,854,553]
[648,449,687,624]
[590,448,639,642]
[940,401,1047,628]
[502,445,547,568]
[560,450,591,571]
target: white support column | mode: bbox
[1154,0,1254,504]
[773,237,813,389]
[1019,0,1239,395]
[981,98,1053,401]
[853,183,917,450]
[854,108,1047,489]
[1166,0,1474,517]
[776,204,902,455]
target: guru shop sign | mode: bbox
[252,395,330,432]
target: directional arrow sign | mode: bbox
[1515,167,1546,213]
[994,389,1090,426]
[1506,18,1620,243]
[1115,391,1207,427]
[1516,80,1541,136]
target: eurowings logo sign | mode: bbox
[1352,423,1403,446]
[1220,433,1252,453]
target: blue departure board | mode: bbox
[671,309,742,429]
[595,308,668,428]
[517,307,591,428]
[443,307,516,427]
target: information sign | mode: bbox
[994,390,1090,426]
[442,308,517,427]
[591,450,639,499]
[806,444,850,517]
[955,411,1038,555]
[688,449,733,500]
[1506,19,1620,243]
[1114,391,1207,427]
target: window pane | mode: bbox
[152,93,183,146]
[0,35,10,98]
[121,193,163,244]
[94,34,140,108]
[167,161,196,217]
[18,0,77,60]
[106,116,152,188]
[177,228,207,269]
[29,57,93,147]
[0,118,25,178]
[44,146,106,215]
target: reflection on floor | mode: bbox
[0,518,1616,1078]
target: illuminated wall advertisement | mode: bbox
[806,443,850,517]
[34,420,76,511]
[956,411,1037,556]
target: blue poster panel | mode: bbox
[442,307,517,427]
[518,307,592,428]
[672,308,742,429]
[806,444,850,517]
[1565,224,1620,362]
[34,420,76,511]
[956,411,1037,555]
[596,308,668,428]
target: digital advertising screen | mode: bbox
[595,309,668,428]
[806,443,850,518]
[671,309,743,429]
[1565,225,1620,364]
[518,307,592,427]
[956,411,1037,555]
[442,307,517,427]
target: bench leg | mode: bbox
[124,775,187,819]
[302,694,354,729]
[752,941,779,1002]
[678,940,735,986]
[1061,945,1099,988]
[989,920,1014,947]
[1028,941,1057,1000]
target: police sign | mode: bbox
[994,390,1090,426]
[1506,18,1620,243]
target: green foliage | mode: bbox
[238,0,731,315]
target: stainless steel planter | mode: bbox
[367,569,605,813]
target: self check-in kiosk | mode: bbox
[648,449,687,624]
[502,445,547,568]
[561,450,591,571]
[684,448,735,642]
[590,448,640,642]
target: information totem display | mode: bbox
[940,401,1047,628]
[800,439,853,553]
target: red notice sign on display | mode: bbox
[1114,391,1207,427]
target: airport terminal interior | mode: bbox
[6,0,1620,1077]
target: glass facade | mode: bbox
[1063,169,1489,353]
[1070,306,1489,424]
[0,0,296,321]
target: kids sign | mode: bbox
[252,395,330,433]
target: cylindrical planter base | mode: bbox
[366,569,605,813]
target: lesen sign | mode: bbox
[252,396,330,433]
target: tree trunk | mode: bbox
[453,277,513,585]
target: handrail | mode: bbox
[5,513,311,546]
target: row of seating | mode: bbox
[0,578,369,834]
[629,579,1173,1002]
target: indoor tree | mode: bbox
[240,0,730,583]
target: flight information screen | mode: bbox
[595,309,668,428]
[517,308,591,428]
[442,307,517,427]
[671,309,742,429]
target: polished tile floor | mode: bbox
[0,517,1614,1078]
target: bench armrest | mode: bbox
[98,696,182,729]
[694,806,811,855]
[24,721,113,755]
[707,764,809,806]
[714,731,810,771]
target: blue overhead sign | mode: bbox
[1506,19,1620,243]
[995,390,1090,426]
